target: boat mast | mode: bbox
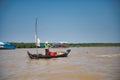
[35,18,38,54]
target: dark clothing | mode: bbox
[45,49,49,56]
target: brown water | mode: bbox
[0,47,120,80]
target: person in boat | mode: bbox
[45,41,50,56]
[45,41,60,56]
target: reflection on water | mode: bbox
[0,47,120,80]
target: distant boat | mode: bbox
[27,18,71,59]
[0,42,15,49]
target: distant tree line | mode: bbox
[10,42,120,48]
[10,42,36,48]
[68,43,120,47]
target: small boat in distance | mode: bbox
[0,42,15,49]
[27,18,71,59]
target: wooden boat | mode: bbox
[27,49,71,59]
[27,18,71,59]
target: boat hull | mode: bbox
[27,49,71,59]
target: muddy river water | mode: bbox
[0,47,120,80]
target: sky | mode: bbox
[0,0,120,43]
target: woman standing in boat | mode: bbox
[45,41,50,56]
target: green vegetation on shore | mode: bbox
[10,42,120,48]
[68,43,120,47]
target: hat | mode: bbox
[45,41,48,43]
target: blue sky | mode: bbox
[0,0,120,43]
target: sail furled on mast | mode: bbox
[35,35,40,47]
[35,18,40,47]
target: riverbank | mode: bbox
[9,42,120,48]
